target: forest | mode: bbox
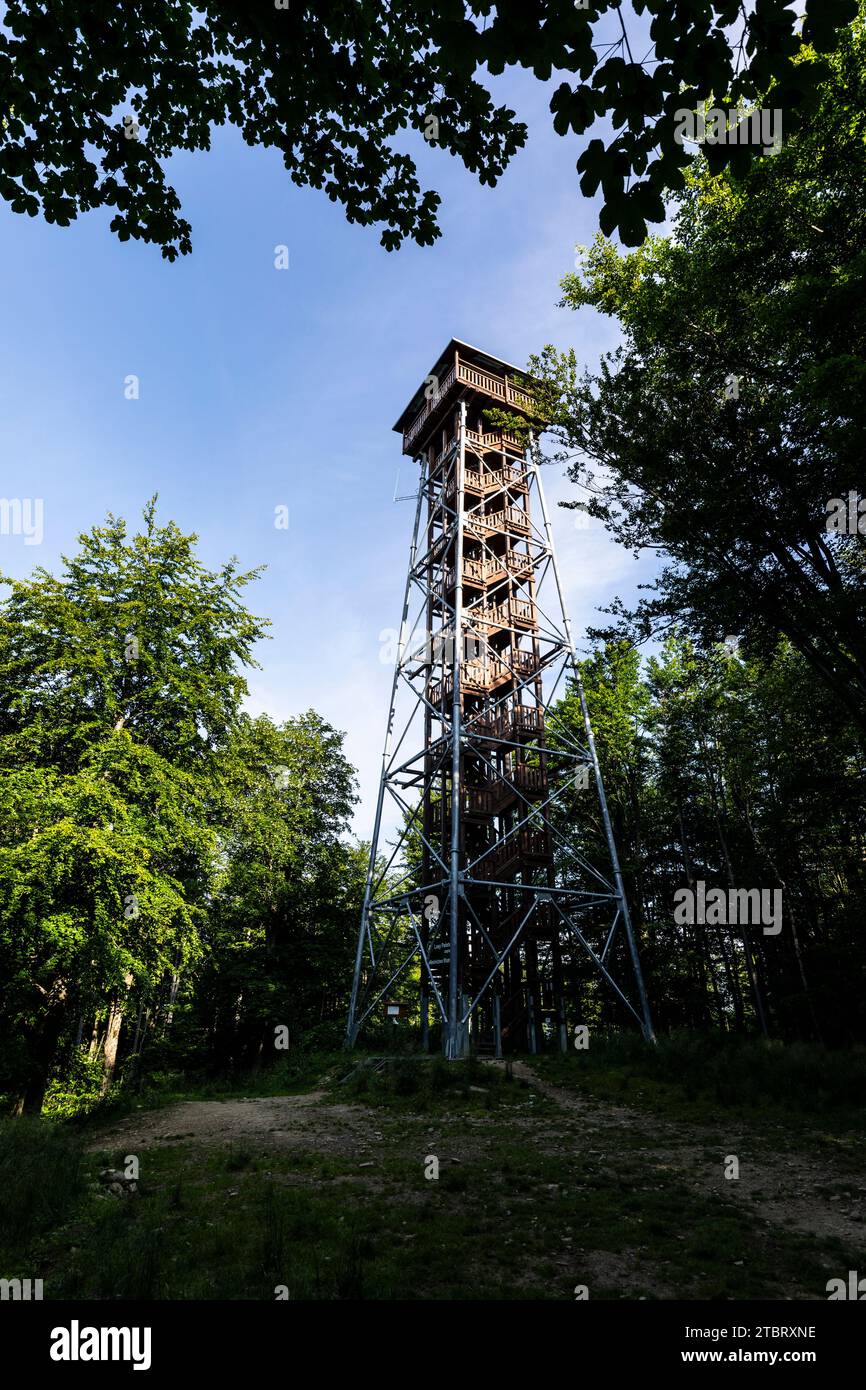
[1,15,865,1122]
[2,3,866,1333]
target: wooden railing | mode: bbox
[465,428,525,455]
[466,603,505,635]
[491,766,548,810]
[452,556,502,587]
[486,829,552,877]
[435,550,534,595]
[467,700,542,745]
[484,465,528,493]
[464,512,494,540]
[404,364,456,452]
[433,436,457,469]
[467,598,535,633]
[495,505,530,534]
[445,463,528,502]
[509,598,536,626]
[464,556,499,585]
[427,644,538,704]
[470,704,545,741]
[403,357,534,453]
[428,665,487,705]
[455,361,533,412]
[465,505,530,540]
[508,648,538,682]
[428,532,448,562]
[432,786,495,821]
[511,704,545,735]
[502,549,534,580]
[428,767,547,823]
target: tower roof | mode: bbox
[392,338,525,435]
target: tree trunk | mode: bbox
[677,800,721,1028]
[702,736,769,1036]
[101,973,133,1095]
[741,804,824,1044]
[163,972,181,1035]
[14,988,71,1115]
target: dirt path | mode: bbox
[88,1091,371,1158]
[506,1060,866,1251]
[88,1064,866,1255]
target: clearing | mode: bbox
[52,1055,865,1300]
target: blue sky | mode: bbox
[0,62,661,836]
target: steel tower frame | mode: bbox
[346,342,653,1057]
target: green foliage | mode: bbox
[339,1055,521,1111]
[199,710,361,1071]
[529,22,866,1047]
[550,633,866,1044]
[535,1031,866,1130]
[0,1117,86,1254]
[0,2,856,254]
[42,1052,105,1120]
[0,499,365,1116]
[535,12,866,722]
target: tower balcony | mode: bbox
[483,829,552,879]
[433,550,535,596]
[427,645,539,705]
[490,765,548,812]
[464,428,526,458]
[444,462,528,502]
[465,597,537,638]
[464,505,531,542]
[430,785,495,824]
[468,703,545,743]
[427,766,547,826]
[465,604,506,638]
[401,357,533,455]
[507,596,537,629]
[490,645,538,690]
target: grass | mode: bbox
[532,1031,866,1134]
[10,1113,855,1301]
[60,1049,349,1134]
[2,1039,864,1300]
[336,1054,529,1111]
[0,1117,86,1254]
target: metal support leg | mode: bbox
[446,402,467,1059]
[530,444,656,1043]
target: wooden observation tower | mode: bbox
[346,341,653,1058]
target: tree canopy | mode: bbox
[0,503,362,1112]
[0,0,858,255]
[551,633,866,1044]
[529,10,866,724]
